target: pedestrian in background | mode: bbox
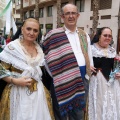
[6,34,11,44]
[0,35,6,52]
[43,3,94,120]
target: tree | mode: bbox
[34,0,42,43]
[91,0,99,40]
[20,0,23,22]
[56,0,61,28]
[35,0,39,20]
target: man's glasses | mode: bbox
[102,34,112,38]
[63,12,78,16]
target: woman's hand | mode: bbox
[115,72,120,80]
[12,77,32,87]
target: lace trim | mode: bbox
[19,40,44,66]
[91,44,116,58]
[89,71,120,120]
[0,39,44,82]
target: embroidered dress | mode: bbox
[88,44,120,120]
[0,39,54,120]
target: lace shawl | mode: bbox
[0,39,44,81]
[91,44,116,58]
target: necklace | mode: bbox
[20,40,37,58]
[26,47,36,58]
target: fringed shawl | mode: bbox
[43,27,85,116]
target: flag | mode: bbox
[12,16,17,35]
[0,0,12,17]
[5,0,17,35]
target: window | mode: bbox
[12,0,15,3]
[101,15,111,19]
[16,0,21,5]
[24,12,28,19]
[40,24,43,29]
[46,24,53,33]
[75,0,85,12]
[30,10,34,17]
[39,8,44,18]
[61,2,68,8]
[91,0,112,10]
[47,6,53,17]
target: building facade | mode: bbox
[13,0,120,53]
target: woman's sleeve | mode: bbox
[0,61,11,99]
[0,61,11,79]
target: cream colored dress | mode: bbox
[88,44,120,120]
[0,39,54,120]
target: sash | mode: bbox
[78,28,91,77]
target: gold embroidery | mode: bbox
[0,62,55,119]
[0,85,11,120]
[44,86,55,120]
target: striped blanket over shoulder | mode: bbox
[43,27,85,116]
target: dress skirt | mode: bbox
[89,70,120,120]
[0,81,55,120]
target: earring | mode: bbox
[19,34,23,40]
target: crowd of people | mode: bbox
[0,34,11,52]
[0,3,120,120]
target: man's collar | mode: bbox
[64,25,78,34]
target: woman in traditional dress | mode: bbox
[89,27,120,120]
[0,18,54,120]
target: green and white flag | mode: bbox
[5,0,17,35]
[0,0,12,18]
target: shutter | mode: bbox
[100,0,112,10]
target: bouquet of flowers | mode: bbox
[108,55,120,86]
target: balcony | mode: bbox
[13,14,20,19]
[40,0,53,3]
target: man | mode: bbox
[43,3,94,120]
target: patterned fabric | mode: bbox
[89,71,120,120]
[0,82,55,120]
[0,39,55,120]
[0,84,11,120]
[92,44,116,58]
[78,28,91,77]
[43,27,86,116]
[88,44,118,120]
[91,44,116,79]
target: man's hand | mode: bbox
[90,66,96,73]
